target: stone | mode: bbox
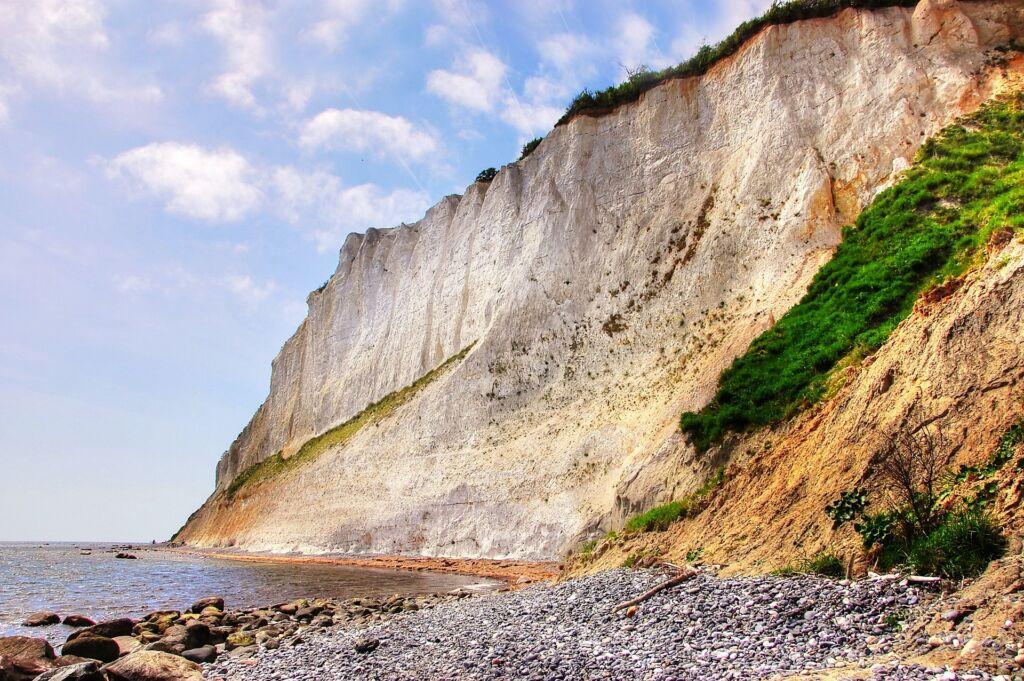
[189,597,223,614]
[34,661,103,681]
[62,616,96,628]
[114,553,137,560]
[294,606,322,620]
[0,636,55,662]
[225,632,255,650]
[183,620,210,646]
[103,651,203,681]
[68,619,135,642]
[112,637,141,657]
[61,636,120,664]
[354,637,379,654]
[22,612,60,627]
[180,645,217,664]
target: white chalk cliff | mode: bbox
[177,0,1024,559]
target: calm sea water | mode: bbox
[0,543,495,644]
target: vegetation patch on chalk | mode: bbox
[225,343,476,498]
[623,467,726,533]
[682,93,1024,451]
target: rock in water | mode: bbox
[189,597,224,614]
[34,661,103,681]
[61,616,95,628]
[104,651,203,681]
[67,619,135,642]
[22,612,60,627]
[61,636,119,664]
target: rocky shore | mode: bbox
[204,568,984,681]
[9,565,1024,680]
[0,588,469,681]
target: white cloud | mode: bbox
[271,166,432,252]
[147,22,184,47]
[0,0,161,118]
[223,274,276,305]
[427,49,507,112]
[615,13,672,74]
[299,108,440,162]
[500,97,562,137]
[201,0,272,110]
[305,0,378,50]
[537,33,595,75]
[670,0,773,60]
[113,274,151,295]
[106,142,263,223]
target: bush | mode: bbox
[775,551,846,578]
[475,167,497,183]
[519,137,542,160]
[558,1,921,125]
[903,509,1006,579]
[682,94,1024,451]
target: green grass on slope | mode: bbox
[557,0,922,125]
[681,93,1024,452]
[225,343,475,498]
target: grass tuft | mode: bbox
[774,551,846,578]
[623,467,726,533]
[903,508,1006,579]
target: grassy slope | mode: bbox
[224,344,475,498]
[682,92,1024,451]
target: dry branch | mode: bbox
[611,569,695,613]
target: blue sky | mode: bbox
[0,0,770,542]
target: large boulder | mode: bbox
[22,612,60,627]
[61,616,95,628]
[0,636,55,678]
[0,636,54,661]
[61,636,120,664]
[103,651,203,681]
[188,597,223,614]
[34,661,104,681]
[67,619,134,642]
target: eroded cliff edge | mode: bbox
[177,0,1024,559]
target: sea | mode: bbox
[0,542,495,644]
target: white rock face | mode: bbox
[178,1,1024,559]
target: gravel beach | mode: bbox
[205,569,949,681]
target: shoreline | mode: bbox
[163,545,561,586]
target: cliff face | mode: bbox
[177,0,1024,559]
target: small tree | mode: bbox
[475,167,497,183]
[870,424,951,541]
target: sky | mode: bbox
[0,0,771,542]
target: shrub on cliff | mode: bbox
[519,137,543,160]
[475,167,497,183]
[682,93,1024,451]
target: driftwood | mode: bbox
[611,569,695,614]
